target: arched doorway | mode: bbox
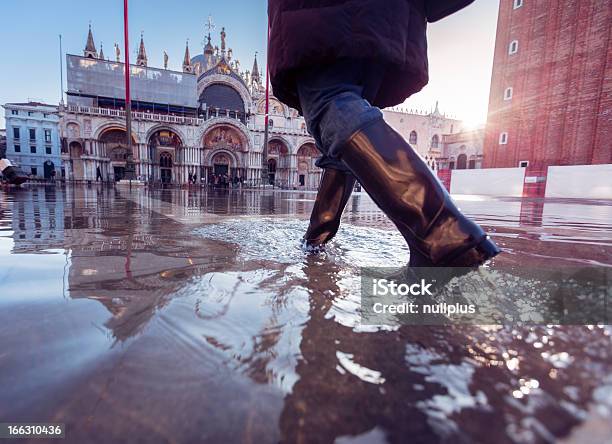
[268,139,290,186]
[160,152,173,183]
[267,158,277,185]
[148,129,182,183]
[211,152,232,176]
[100,129,135,182]
[203,125,245,182]
[296,143,319,188]
[43,160,55,179]
[457,153,468,170]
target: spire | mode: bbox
[203,14,215,70]
[136,32,147,67]
[99,42,105,60]
[204,34,214,53]
[84,24,98,58]
[183,40,194,73]
[251,52,261,85]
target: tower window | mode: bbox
[11,110,18,115]
[504,87,513,100]
[499,132,509,145]
[509,40,519,55]
[519,160,529,167]
[513,0,523,9]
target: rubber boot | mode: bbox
[339,119,501,267]
[303,168,356,249]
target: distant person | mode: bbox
[96,166,103,182]
[268,0,500,266]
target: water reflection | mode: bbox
[0,186,611,443]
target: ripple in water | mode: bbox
[195,217,408,269]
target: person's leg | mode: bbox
[297,60,500,266]
[303,168,356,248]
[299,60,383,248]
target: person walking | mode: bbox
[268,0,500,266]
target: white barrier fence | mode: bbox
[447,164,612,199]
[545,164,612,199]
[450,167,526,197]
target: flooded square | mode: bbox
[0,185,611,443]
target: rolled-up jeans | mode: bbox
[296,59,387,173]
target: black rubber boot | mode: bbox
[339,119,501,267]
[303,168,356,249]
[1,165,28,186]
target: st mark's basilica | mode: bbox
[57,20,464,187]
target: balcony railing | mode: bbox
[62,105,219,126]
[249,124,311,137]
[62,104,313,137]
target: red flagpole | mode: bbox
[123,0,134,179]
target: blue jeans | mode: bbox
[296,59,386,173]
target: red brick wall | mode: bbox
[483,0,612,169]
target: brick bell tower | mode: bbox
[483,0,612,170]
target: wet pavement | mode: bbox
[0,185,611,444]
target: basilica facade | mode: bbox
[55,24,465,188]
[59,25,320,188]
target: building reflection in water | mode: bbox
[7,186,241,343]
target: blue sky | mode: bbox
[0,0,499,128]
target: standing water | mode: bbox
[0,185,611,443]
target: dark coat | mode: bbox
[268,0,475,113]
